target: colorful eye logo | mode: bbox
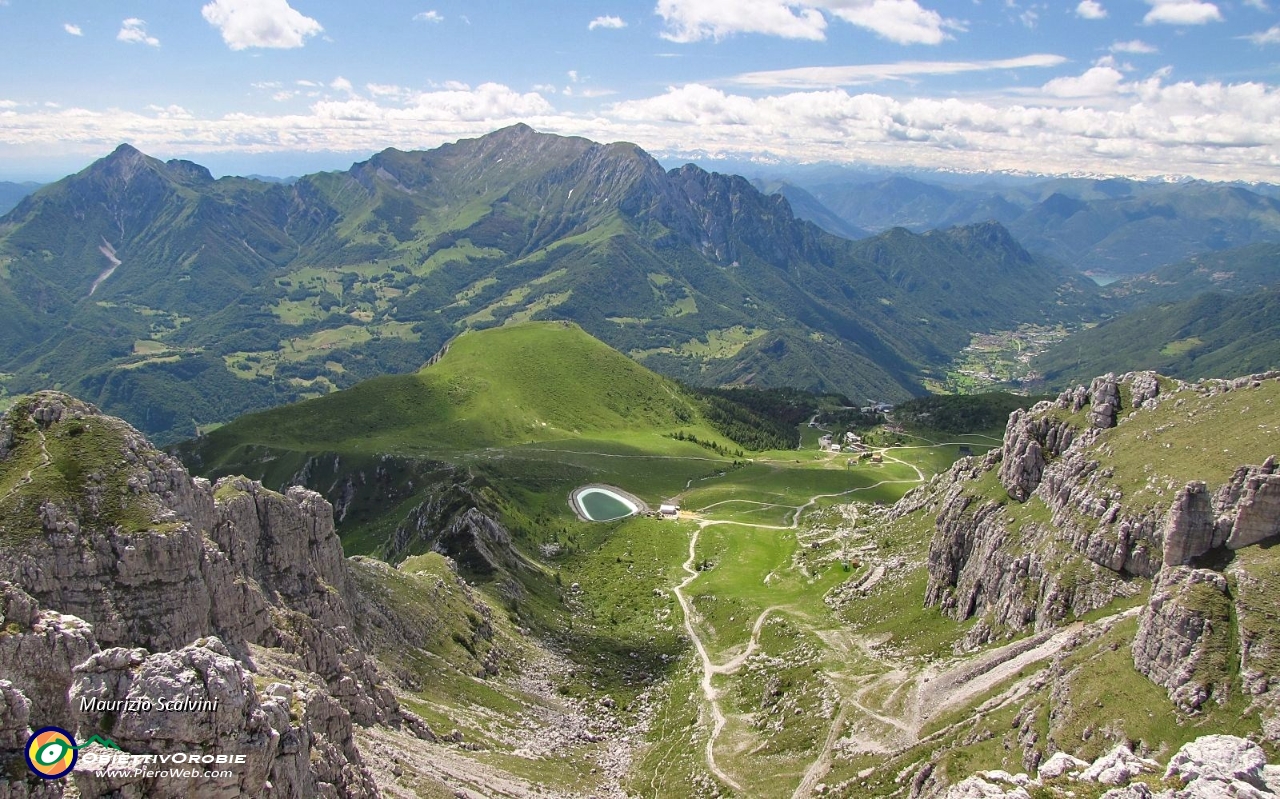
[25,727,77,780]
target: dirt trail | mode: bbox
[671,522,745,792]
[0,428,50,506]
[673,441,1118,796]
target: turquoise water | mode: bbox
[580,491,633,521]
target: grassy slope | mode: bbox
[1035,289,1280,386]
[190,321,730,459]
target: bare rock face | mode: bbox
[0,582,98,731]
[69,637,379,799]
[387,482,525,574]
[1218,457,1280,551]
[1160,483,1220,568]
[1079,744,1159,785]
[1133,567,1233,712]
[1088,374,1121,430]
[1164,735,1269,794]
[998,408,1075,501]
[70,638,277,798]
[0,394,397,798]
[927,370,1280,646]
[1161,459,1280,567]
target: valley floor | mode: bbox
[357,434,1059,798]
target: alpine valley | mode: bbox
[0,126,1278,799]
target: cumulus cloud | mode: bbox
[201,0,323,50]
[117,19,160,47]
[655,0,958,44]
[603,77,1280,179]
[5,74,1280,182]
[414,10,443,23]
[1041,66,1126,97]
[1111,39,1158,53]
[1143,0,1222,25]
[730,54,1066,88]
[1075,1,1107,19]
[64,23,83,36]
[1246,24,1280,44]
[589,15,627,30]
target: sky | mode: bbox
[1,1,1279,182]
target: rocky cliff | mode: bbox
[912,371,1280,738]
[0,392,424,798]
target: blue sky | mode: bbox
[1,0,1278,181]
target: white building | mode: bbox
[659,504,680,519]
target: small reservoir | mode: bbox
[570,485,647,522]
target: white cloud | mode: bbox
[310,82,553,123]
[413,10,443,23]
[829,0,958,44]
[1246,24,1280,44]
[655,0,957,45]
[117,19,160,47]
[1111,39,1158,53]
[656,0,826,42]
[367,83,409,98]
[1075,1,1107,19]
[1244,0,1268,9]
[1143,0,1222,25]
[201,0,323,50]
[330,77,355,94]
[603,77,1280,179]
[568,70,580,83]
[146,105,193,119]
[0,100,16,109]
[1041,66,1126,97]
[589,15,627,30]
[5,74,1280,182]
[64,23,83,36]
[730,54,1066,89]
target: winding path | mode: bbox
[0,428,50,506]
[671,463,935,791]
[665,434,1126,796]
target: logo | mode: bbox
[24,728,121,780]
[25,727,77,780]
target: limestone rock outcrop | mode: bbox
[998,409,1076,501]
[0,393,400,797]
[70,638,278,798]
[1132,567,1233,712]
[0,583,98,732]
[386,482,526,574]
[922,370,1280,712]
[940,735,1276,798]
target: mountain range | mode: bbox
[0,125,1100,443]
[0,181,39,216]
[1032,243,1280,383]
[792,173,1280,278]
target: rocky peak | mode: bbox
[0,393,414,797]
